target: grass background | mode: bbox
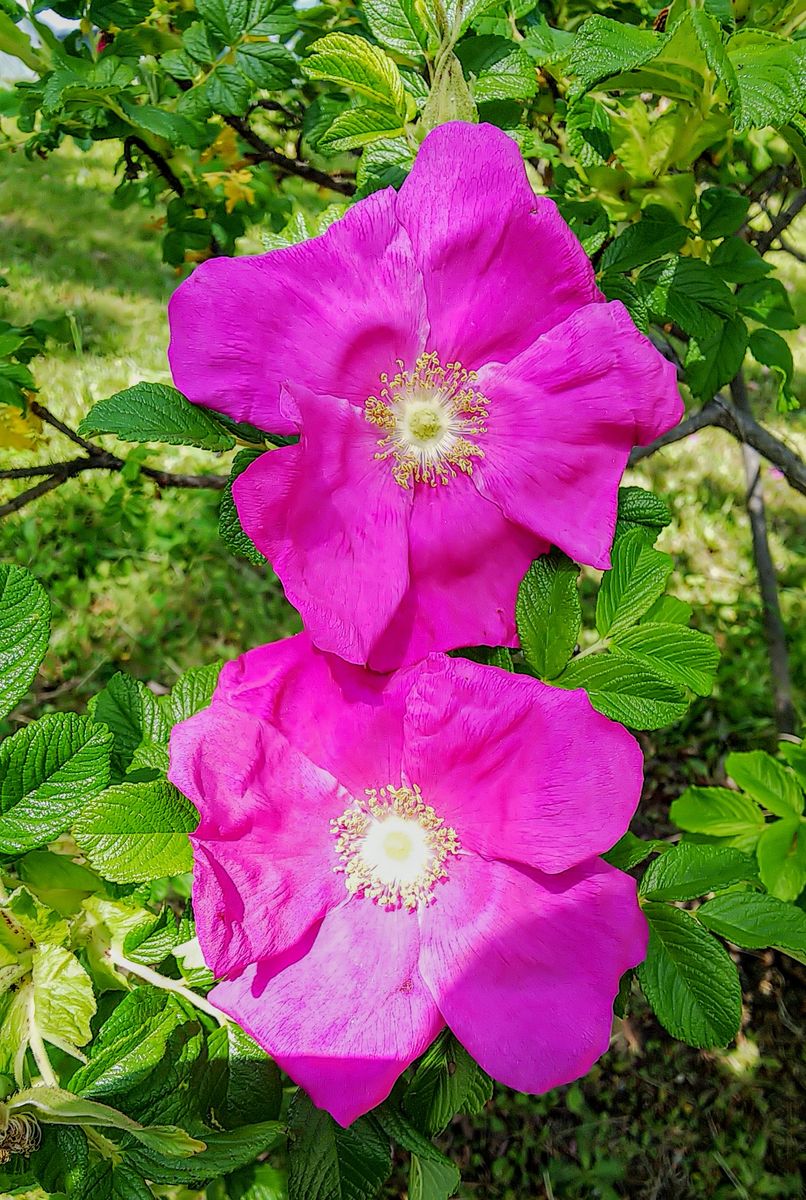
[1,142,805,1199]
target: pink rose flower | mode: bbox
[168,122,682,669]
[168,634,648,1127]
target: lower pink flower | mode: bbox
[168,635,648,1126]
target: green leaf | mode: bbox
[615,486,672,539]
[288,1091,392,1200]
[196,0,246,42]
[748,328,796,411]
[516,552,580,680]
[757,817,806,901]
[685,313,748,402]
[72,1160,154,1200]
[90,672,143,778]
[697,187,749,239]
[736,278,798,330]
[0,564,50,721]
[641,256,736,334]
[320,104,406,152]
[361,0,429,58]
[204,63,252,115]
[697,892,806,963]
[611,623,719,696]
[596,528,674,638]
[602,831,663,872]
[305,32,408,117]
[31,943,96,1059]
[206,1024,282,1128]
[642,594,693,625]
[568,15,661,90]
[79,382,234,451]
[710,237,773,283]
[403,1031,492,1135]
[409,1154,461,1200]
[0,714,112,854]
[127,1121,284,1186]
[725,750,803,817]
[778,740,806,790]
[456,35,536,103]
[670,785,766,838]
[555,655,688,729]
[168,661,222,724]
[640,842,757,901]
[235,41,296,88]
[600,209,688,273]
[219,449,269,566]
[727,30,806,131]
[73,780,198,883]
[638,902,742,1047]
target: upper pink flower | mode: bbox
[168,634,648,1127]
[168,122,682,669]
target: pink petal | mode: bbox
[420,854,647,1095]
[395,122,600,369]
[169,705,345,977]
[473,301,683,569]
[234,384,412,665]
[368,481,546,671]
[402,656,643,873]
[214,633,410,796]
[168,188,427,433]
[210,900,443,1126]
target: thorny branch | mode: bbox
[223,115,355,196]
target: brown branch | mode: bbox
[29,401,101,455]
[223,115,355,196]
[630,396,806,497]
[730,372,796,735]
[123,136,186,197]
[0,473,77,518]
[752,187,806,256]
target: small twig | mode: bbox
[224,114,355,195]
[630,396,806,497]
[123,135,186,197]
[752,187,806,256]
[730,373,796,734]
[0,474,75,518]
[29,401,101,455]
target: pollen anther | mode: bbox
[365,352,488,488]
[331,783,460,911]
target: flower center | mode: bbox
[364,352,489,488]
[331,784,460,911]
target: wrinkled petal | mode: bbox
[234,384,412,665]
[168,188,428,434]
[402,656,643,873]
[474,301,683,569]
[420,855,647,1095]
[214,633,410,796]
[169,706,346,977]
[368,481,545,671]
[396,121,600,369]
[210,900,443,1126]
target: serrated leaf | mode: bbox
[748,328,796,411]
[642,595,693,625]
[640,256,736,334]
[778,741,806,790]
[568,15,661,90]
[616,486,672,537]
[235,41,296,88]
[600,209,688,273]
[555,654,688,729]
[697,186,749,239]
[305,31,407,117]
[516,552,580,680]
[73,780,198,883]
[403,1032,492,1135]
[756,817,806,902]
[736,278,798,330]
[684,313,748,402]
[0,564,50,720]
[362,0,429,58]
[640,843,757,901]
[602,831,664,871]
[409,1154,460,1200]
[79,382,234,451]
[32,943,96,1058]
[596,528,674,638]
[611,623,719,696]
[0,714,112,854]
[456,35,536,103]
[320,104,406,152]
[168,661,222,724]
[220,449,268,565]
[127,1121,284,1186]
[638,902,742,1047]
[725,750,803,817]
[670,785,766,838]
[288,1091,392,1200]
[697,892,806,964]
[727,30,806,131]
[206,1023,282,1129]
[710,237,773,283]
[91,672,143,778]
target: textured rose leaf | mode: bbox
[0,563,50,721]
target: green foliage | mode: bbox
[79,382,236,451]
[0,564,50,721]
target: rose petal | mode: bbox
[420,855,647,1094]
[210,900,443,1126]
[402,655,643,873]
[474,301,683,569]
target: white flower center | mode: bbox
[365,352,488,488]
[331,784,460,910]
